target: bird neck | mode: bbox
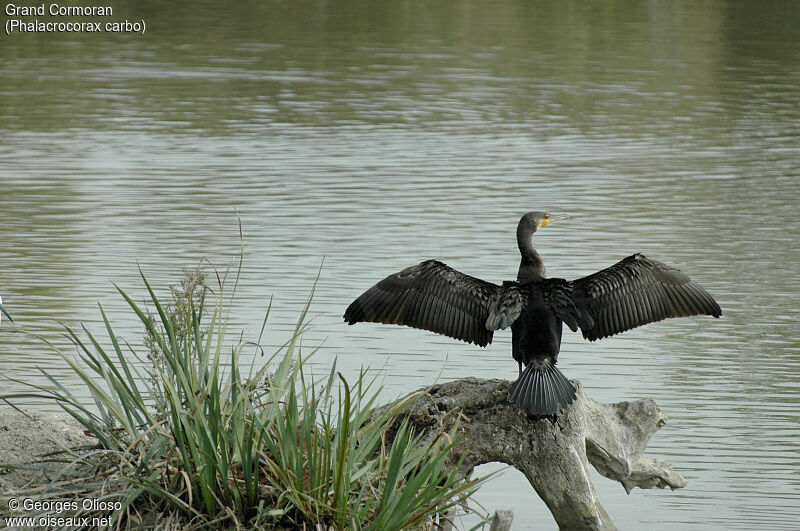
[517,229,546,282]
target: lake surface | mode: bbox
[2,1,799,528]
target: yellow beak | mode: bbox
[542,214,569,227]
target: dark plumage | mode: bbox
[344,211,721,416]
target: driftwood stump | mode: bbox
[386,378,686,530]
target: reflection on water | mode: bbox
[2,1,799,529]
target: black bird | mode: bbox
[343,212,721,416]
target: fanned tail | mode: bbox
[508,361,576,416]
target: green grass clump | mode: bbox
[1,261,487,529]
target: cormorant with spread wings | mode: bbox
[344,211,721,416]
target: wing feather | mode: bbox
[572,253,721,341]
[538,278,592,332]
[344,260,501,346]
[485,282,526,330]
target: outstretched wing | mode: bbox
[344,260,505,346]
[485,281,526,331]
[571,253,722,342]
[540,278,594,333]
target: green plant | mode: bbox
[1,259,488,529]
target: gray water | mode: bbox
[2,1,799,529]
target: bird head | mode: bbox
[518,211,568,234]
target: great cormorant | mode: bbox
[343,211,721,416]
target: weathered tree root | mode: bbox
[388,378,686,530]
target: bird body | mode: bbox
[508,283,578,414]
[512,282,563,371]
[344,211,721,416]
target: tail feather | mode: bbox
[508,362,576,416]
